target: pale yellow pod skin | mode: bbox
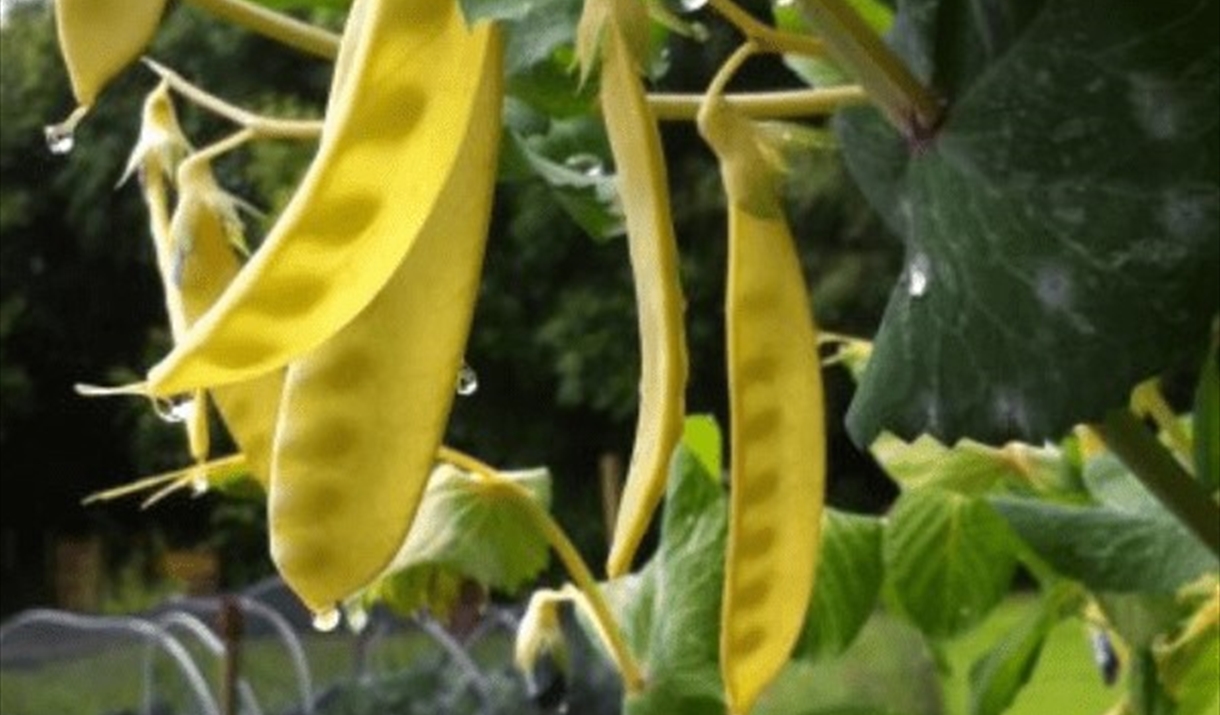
[54,0,168,108]
[599,22,689,578]
[269,25,504,613]
[144,0,499,397]
[703,101,825,715]
[172,158,285,486]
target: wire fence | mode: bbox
[0,577,620,715]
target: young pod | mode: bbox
[588,0,689,578]
[699,97,826,715]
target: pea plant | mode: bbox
[47,0,1219,713]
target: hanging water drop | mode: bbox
[153,395,196,423]
[679,0,709,11]
[345,603,369,633]
[312,607,341,632]
[44,122,76,155]
[457,363,479,396]
[190,472,209,496]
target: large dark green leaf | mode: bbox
[884,488,1018,639]
[1193,339,1219,492]
[993,496,1219,593]
[838,0,1220,446]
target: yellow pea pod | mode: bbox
[141,0,499,398]
[268,13,504,614]
[53,0,168,116]
[171,156,285,486]
[593,4,689,579]
[699,97,826,715]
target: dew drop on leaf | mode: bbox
[311,607,341,632]
[457,362,479,396]
[44,122,76,155]
[907,253,931,298]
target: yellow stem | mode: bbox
[144,60,323,140]
[436,446,646,692]
[506,481,647,693]
[707,0,825,57]
[183,0,340,60]
[795,0,941,133]
[648,85,866,121]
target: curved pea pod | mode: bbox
[596,14,689,578]
[53,0,168,116]
[170,156,285,486]
[699,97,826,715]
[141,0,500,398]
[268,19,504,614]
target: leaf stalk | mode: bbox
[183,0,340,60]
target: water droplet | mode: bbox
[563,153,605,178]
[345,604,369,633]
[312,607,341,632]
[456,363,479,396]
[679,0,708,11]
[190,473,209,496]
[906,253,931,298]
[153,395,196,424]
[44,122,76,155]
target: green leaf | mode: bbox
[501,107,624,241]
[683,413,723,480]
[884,488,1018,639]
[1193,339,1219,492]
[366,464,553,616]
[870,433,1067,496]
[1082,452,1163,515]
[992,497,1219,593]
[967,586,1074,715]
[838,0,1220,446]
[796,509,884,659]
[600,420,729,713]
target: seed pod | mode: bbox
[141,0,502,398]
[699,96,826,715]
[266,3,505,613]
[171,156,284,485]
[590,0,689,579]
[54,0,168,112]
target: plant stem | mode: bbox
[794,0,941,136]
[183,0,340,59]
[144,60,323,141]
[492,479,646,692]
[648,85,867,121]
[707,0,826,57]
[436,446,646,692]
[1096,410,1220,558]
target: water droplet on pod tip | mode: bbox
[312,607,341,632]
[44,123,76,155]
